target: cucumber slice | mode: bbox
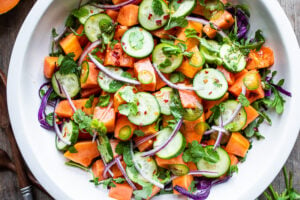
[215,100,247,132]
[121,27,154,58]
[200,45,223,65]
[97,135,114,163]
[138,0,169,31]
[219,44,246,73]
[76,4,104,24]
[52,71,80,98]
[153,128,186,159]
[128,92,161,126]
[126,166,148,185]
[182,105,203,121]
[154,87,173,115]
[169,0,196,18]
[197,146,230,178]
[80,61,89,84]
[200,39,221,53]
[55,120,79,151]
[152,43,183,73]
[169,164,189,176]
[193,68,228,101]
[188,48,205,68]
[84,13,114,43]
[118,125,132,141]
[97,67,124,93]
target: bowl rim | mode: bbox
[7,0,300,199]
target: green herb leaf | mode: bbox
[72,7,89,19]
[85,95,95,108]
[115,142,133,166]
[184,28,198,38]
[164,16,188,30]
[183,141,219,164]
[170,72,185,83]
[68,146,78,153]
[162,46,181,56]
[45,112,54,126]
[65,15,76,28]
[65,161,89,171]
[170,91,184,120]
[158,58,172,68]
[228,165,239,176]
[133,184,153,200]
[58,53,79,75]
[238,93,250,107]
[97,94,111,107]
[133,130,145,137]
[152,0,164,16]
[118,103,138,116]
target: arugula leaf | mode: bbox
[238,93,250,107]
[170,72,185,83]
[119,86,137,103]
[158,59,172,68]
[85,95,95,108]
[68,146,78,153]
[164,16,188,30]
[133,184,153,200]
[152,0,164,16]
[58,53,79,75]
[183,141,219,164]
[243,116,265,139]
[133,130,145,137]
[118,103,138,116]
[97,94,110,107]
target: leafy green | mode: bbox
[115,142,133,166]
[118,103,138,116]
[207,104,223,124]
[45,112,54,126]
[164,16,188,30]
[264,167,300,200]
[243,116,265,139]
[170,72,185,83]
[227,165,239,176]
[72,7,89,19]
[189,180,197,193]
[91,177,125,188]
[238,93,250,107]
[97,135,114,163]
[184,28,198,38]
[85,95,95,108]
[97,94,110,107]
[170,91,184,120]
[65,161,89,171]
[162,46,181,56]
[183,141,219,164]
[108,80,124,93]
[68,146,78,153]
[133,130,145,137]
[158,59,172,68]
[65,14,76,28]
[152,0,164,16]
[133,184,153,200]
[58,53,79,75]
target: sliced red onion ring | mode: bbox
[91,0,136,10]
[54,100,71,145]
[61,85,77,112]
[213,116,223,150]
[88,53,141,85]
[223,85,246,126]
[189,170,217,176]
[78,40,102,66]
[38,87,54,130]
[134,132,160,148]
[140,118,183,157]
[210,125,227,134]
[153,64,196,91]
[186,16,228,38]
[115,156,137,190]
[38,82,51,99]
[130,141,164,189]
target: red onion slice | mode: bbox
[152,64,196,91]
[134,132,160,148]
[53,100,71,145]
[91,0,136,10]
[78,40,102,66]
[130,141,164,189]
[213,116,223,150]
[140,118,183,157]
[88,53,141,85]
[186,16,228,38]
[38,87,54,130]
[188,170,217,176]
[115,156,137,190]
[61,85,77,112]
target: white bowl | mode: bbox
[7,0,300,199]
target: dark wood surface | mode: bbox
[0,0,299,199]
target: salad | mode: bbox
[38,0,292,199]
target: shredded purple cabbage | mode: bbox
[227,8,249,40]
[174,176,230,200]
[38,87,54,130]
[265,77,292,97]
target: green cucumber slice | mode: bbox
[76,4,104,24]
[200,38,221,53]
[118,125,132,141]
[84,13,114,43]
[193,68,228,101]
[169,0,196,18]
[197,146,230,178]
[154,87,173,115]
[121,27,154,58]
[215,100,247,132]
[128,92,161,126]
[219,44,246,73]
[97,67,124,93]
[152,43,183,73]
[153,128,186,159]
[138,0,169,31]
[200,45,223,65]
[55,120,79,151]
[52,71,80,98]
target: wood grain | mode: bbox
[0,0,298,199]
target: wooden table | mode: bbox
[0,0,299,199]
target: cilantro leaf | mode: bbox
[118,103,138,116]
[164,16,188,30]
[162,45,181,56]
[133,130,145,137]
[45,112,54,126]
[158,59,172,68]
[238,93,250,107]
[72,7,89,19]
[184,28,198,38]
[115,142,133,166]
[170,91,184,120]
[183,141,219,164]
[152,0,164,16]
[97,94,110,107]
[85,95,95,108]
[58,53,79,75]
[170,72,185,83]
[93,177,125,188]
